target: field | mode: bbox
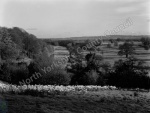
[100,42,150,65]
[1,90,150,113]
[0,83,149,113]
[53,41,150,66]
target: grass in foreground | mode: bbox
[0,90,150,113]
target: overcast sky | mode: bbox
[0,0,149,38]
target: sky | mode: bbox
[0,0,150,38]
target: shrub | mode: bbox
[81,70,99,85]
[10,65,29,84]
[0,63,29,84]
[41,69,71,85]
[107,58,150,89]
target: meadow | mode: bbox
[53,41,150,67]
[0,84,150,113]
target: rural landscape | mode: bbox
[0,26,150,113]
[0,0,150,113]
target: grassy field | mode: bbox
[1,90,150,113]
[53,41,150,66]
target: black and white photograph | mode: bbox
[0,0,150,113]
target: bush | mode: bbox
[97,74,106,86]
[80,70,99,85]
[10,65,29,84]
[107,58,150,89]
[41,69,71,85]
[0,63,29,84]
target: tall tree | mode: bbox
[22,35,40,58]
[118,41,135,58]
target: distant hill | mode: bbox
[41,35,150,41]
